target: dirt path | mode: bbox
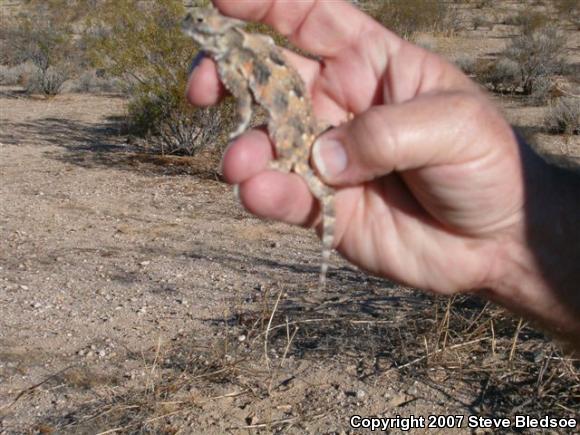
[1,90,577,433]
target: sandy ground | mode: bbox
[0,83,578,433]
[0,1,579,431]
[0,91,463,433]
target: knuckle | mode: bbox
[351,106,397,172]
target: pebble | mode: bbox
[356,389,367,400]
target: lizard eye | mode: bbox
[196,17,203,23]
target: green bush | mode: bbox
[84,0,231,154]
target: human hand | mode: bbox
[186,0,531,296]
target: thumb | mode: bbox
[312,92,490,185]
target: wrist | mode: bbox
[486,148,580,347]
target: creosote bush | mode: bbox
[84,0,232,155]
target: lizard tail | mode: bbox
[293,161,336,290]
[319,189,335,289]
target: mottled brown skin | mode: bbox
[182,8,335,288]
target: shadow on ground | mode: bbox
[1,115,223,180]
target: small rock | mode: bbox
[20,285,29,290]
[139,260,151,266]
[356,389,367,400]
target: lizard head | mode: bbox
[182,7,246,51]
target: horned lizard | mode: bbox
[182,7,336,288]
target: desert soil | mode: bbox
[1,6,580,432]
[0,90,469,433]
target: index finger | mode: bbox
[213,0,390,58]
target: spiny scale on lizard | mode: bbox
[182,7,336,288]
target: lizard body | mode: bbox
[182,7,335,288]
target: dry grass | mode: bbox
[22,289,579,433]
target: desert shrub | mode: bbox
[503,25,566,95]
[503,11,550,34]
[153,104,230,156]
[529,76,555,106]
[368,0,452,39]
[73,70,121,93]
[472,15,486,30]
[0,65,21,85]
[474,0,492,8]
[454,55,477,75]
[545,97,580,135]
[481,58,520,91]
[554,0,580,29]
[84,0,230,154]
[2,1,80,95]
[24,66,68,95]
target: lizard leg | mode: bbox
[268,158,293,172]
[218,62,253,139]
[294,161,335,289]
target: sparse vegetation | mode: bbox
[0,65,21,85]
[1,0,579,432]
[0,1,81,95]
[503,10,551,34]
[480,25,568,96]
[554,0,580,29]
[529,75,556,106]
[545,97,580,135]
[24,65,67,95]
[367,0,455,39]
[504,25,566,95]
[454,55,477,75]
[84,0,230,153]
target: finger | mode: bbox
[239,170,318,227]
[185,46,322,111]
[185,57,226,106]
[221,129,273,184]
[221,128,319,227]
[312,92,512,185]
[213,0,387,58]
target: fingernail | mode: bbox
[312,137,348,179]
